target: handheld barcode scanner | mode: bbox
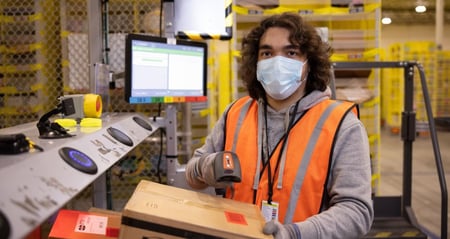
[214,151,242,183]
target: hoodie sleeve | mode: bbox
[185,106,228,189]
[294,112,374,239]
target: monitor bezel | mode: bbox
[124,33,208,104]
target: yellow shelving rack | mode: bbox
[0,1,42,128]
[384,41,440,135]
[436,51,450,118]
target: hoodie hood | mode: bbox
[259,86,332,132]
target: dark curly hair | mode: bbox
[239,13,332,100]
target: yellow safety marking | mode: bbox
[199,109,210,118]
[30,64,44,71]
[402,231,420,237]
[61,59,70,67]
[177,32,228,41]
[262,6,296,15]
[362,96,380,107]
[207,57,214,65]
[371,173,380,183]
[0,66,15,73]
[199,137,206,144]
[225,0,233,28]
[234,3,381,16]
[28,13,42,22]
[233,5,254,15]
[231,50,241,58]
[0,63,43,73]
[374,232,392,237]
[368,134,379,145]
[218,52,231,114]
[0,15,14,23]
[177,32,202,40]
[0,86,18,94]
[0,13,42,23]
[331,49,382,61]
[364,3,382,13]
[0,43,43,54]
[61,30,71,38]
[0,45,7,53]
[207,82,215,90]
[31,83,44,91]
[178,0,233,40]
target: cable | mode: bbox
[149,102,165,183]
[159,0,164,37]
[156,128,166,183]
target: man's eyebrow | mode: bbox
[283,44,299,50]
[258,44,273,50]
[258,44,299,51]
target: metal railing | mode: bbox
[332,61,448,239]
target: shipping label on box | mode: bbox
[120,180,272,239]
[49,209,121,239]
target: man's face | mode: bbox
[258,27,308,82]
[258,27,306,62]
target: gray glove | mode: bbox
[263,220,301,239]
[194,151,238,188]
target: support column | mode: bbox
[435,0,444,50]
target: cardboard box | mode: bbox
[120,180,272,239]
[49,209,121,239]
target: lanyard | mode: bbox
[260,101,299,204]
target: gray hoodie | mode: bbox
[186,87,374,238]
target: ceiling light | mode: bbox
[415,5,426,13]
[381,17,392,25]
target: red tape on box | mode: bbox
[106,227,119,237]
[224,211,248,225]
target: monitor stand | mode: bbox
[163,104,214,195]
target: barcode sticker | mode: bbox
[74,214,108,235]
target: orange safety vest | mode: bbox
[223,96,358,223]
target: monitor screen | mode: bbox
[124,34,208,104]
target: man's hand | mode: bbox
[263,220,301,239]
[195,152,235,188]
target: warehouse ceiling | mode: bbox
[382,0,450,25]
[236,0,450,25]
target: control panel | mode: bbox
[0,113,160,239]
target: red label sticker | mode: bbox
[224,211,248,225]
[106,227,120,237]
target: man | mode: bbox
[185,13,373,239]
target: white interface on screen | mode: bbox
[131,39,205,98]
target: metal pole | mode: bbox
[88,0,108,209]
[333,61,447,238]
[435,0,444,50]
[417,64,448,239]
[165,104,179,186]
[401,63,415,212]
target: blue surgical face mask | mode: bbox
[256,56,307,100]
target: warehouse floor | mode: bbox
[378,125,450,239]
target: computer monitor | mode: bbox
[124,34,208,104]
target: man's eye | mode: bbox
[261,52,271,57]
[287,51,298,56]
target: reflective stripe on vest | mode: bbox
[224,96,357,223]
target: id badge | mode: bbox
[261,200,279,222]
